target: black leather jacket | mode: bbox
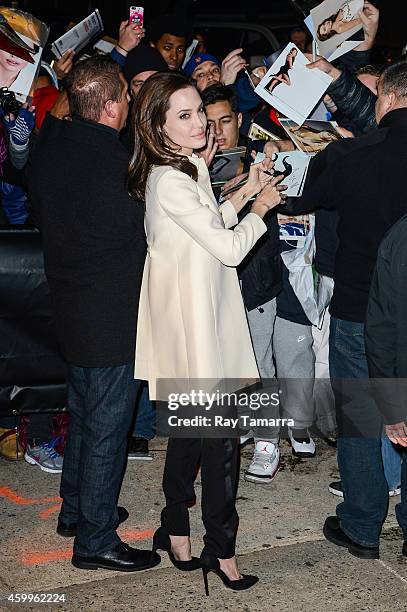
[327,68,377,134]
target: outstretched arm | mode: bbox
[307,57,376,133]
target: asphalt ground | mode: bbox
[0,438,405,611]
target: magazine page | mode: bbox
[248,122,281,142]
[254,44,332,126]
[209,146,246,186]
[254,150,311,197]
[0,9,49,102]
[280,119,342,153]
[182,39,199,69]
[327,39,360,61]
[310,0,363,58]
[51,10,103,58]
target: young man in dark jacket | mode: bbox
[28,56,160,572]
[203,84,318,482]
[365,214,407,557]
[289,60,407,558]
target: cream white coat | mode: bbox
[135,155,267,400]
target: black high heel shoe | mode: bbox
[200,554,259,596]
[150,527,201,571]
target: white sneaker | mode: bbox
[329,480,401,498]
[289,429,316,458]
[389,486,401,497]
[244,441,280,484]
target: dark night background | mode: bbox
[5,0,407,55]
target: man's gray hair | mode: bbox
[380,60,407,99]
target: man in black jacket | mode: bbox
[365,214,407,557]
[28,56,160,572]
[289,60,407,558]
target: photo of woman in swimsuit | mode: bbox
[317,0,362,42]
[266,47,298,94]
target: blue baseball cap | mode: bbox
[184,53,221,76]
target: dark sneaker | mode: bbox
[402,541,407,557]
[323,516,379,559]
[328,481,344,497]
[57,506,129,537]
[329,480,400,498]
[128,437,152,461]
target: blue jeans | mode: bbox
[382,435,402,491]
[397,452,407,541]
[131,382,155,440]
[60,362,140,556]
[1,182,28,224]
[329,317,389,547]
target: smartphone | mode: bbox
[129,6,144,26]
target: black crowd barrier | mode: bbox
[0,227,67,417]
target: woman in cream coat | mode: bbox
[129,72,283,594]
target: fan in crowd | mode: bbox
[2,0,407,596]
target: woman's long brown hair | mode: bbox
[317,11,340,41]
[128,72,199,201]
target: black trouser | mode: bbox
[161,437,239,559]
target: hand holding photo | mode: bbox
[254,150,311,197]
[311,0,364,58]
[254,43,332,126]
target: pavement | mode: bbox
[0,437,406,611]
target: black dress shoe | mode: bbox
[323,516,379,559]
[57,506,129,538]
[402,541,407,557]
[72,541,161,572]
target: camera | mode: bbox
[0,87,21,116]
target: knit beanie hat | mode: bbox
[123,44,168,83]
[183,53,220,77]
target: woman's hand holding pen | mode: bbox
[225,159,285,215]
[224,160,267,214]
[250,159,287,218]
[245,157,275,193]
[226,159,273,213]
[251,175,286,219]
